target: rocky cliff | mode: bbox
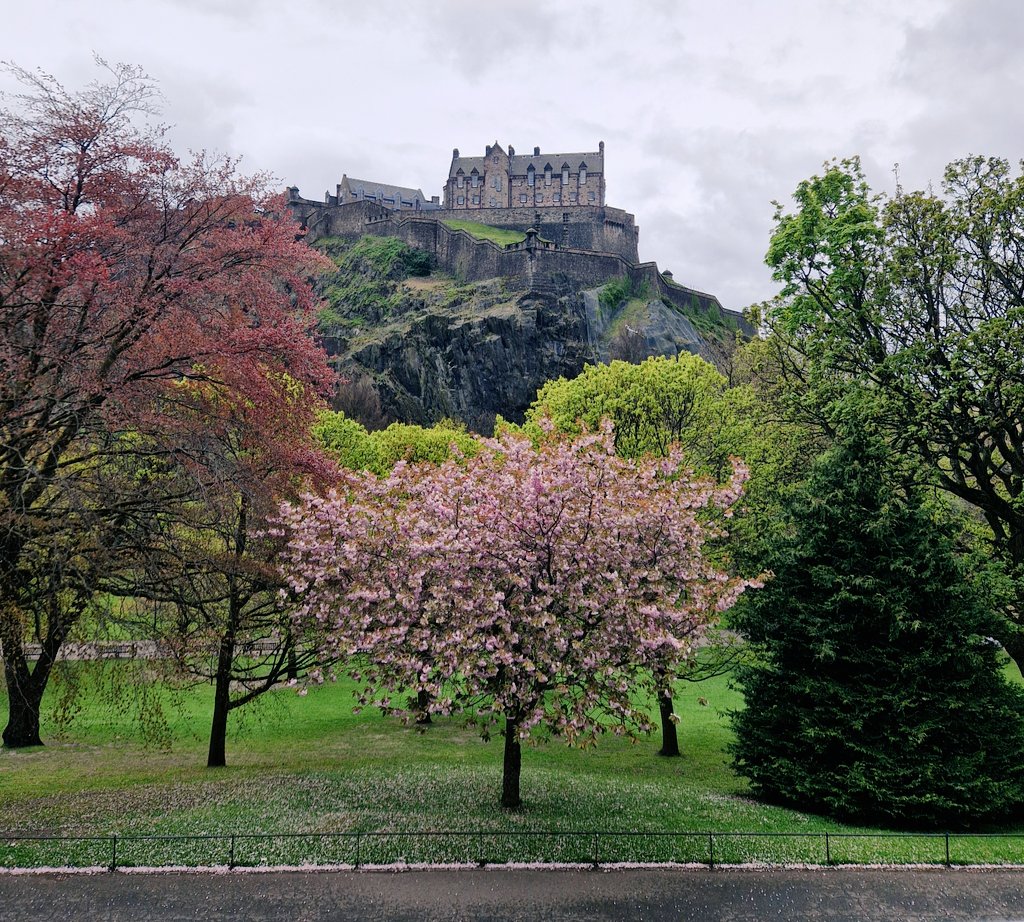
[317,236,739,433]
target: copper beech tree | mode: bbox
[0,61,334,748]
[278,423,758,809]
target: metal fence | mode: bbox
[3,830,1024,870]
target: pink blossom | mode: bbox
[276,424,757,795]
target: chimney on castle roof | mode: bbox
[453,148,459,158]
[533,146,540,155]
[509,145,515,156]
[599,141,605,153]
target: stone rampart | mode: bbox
[291,193,638,262]
[431,204,639,262]
[288,198,749,334]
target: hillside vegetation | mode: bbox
[313,236,741,432]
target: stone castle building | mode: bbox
[443,142,606,210]
[336,175,440,212]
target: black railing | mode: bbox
[3,830,1024,871]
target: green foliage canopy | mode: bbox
[762,155,1024,663]
[730,422,1024,828]
[314,412,481,475]
[523,355,809,565]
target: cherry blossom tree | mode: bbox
[279,423,756,808]
[0,60,334,747]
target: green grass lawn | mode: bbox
[442,219,526,246]
[2,665,1023,868]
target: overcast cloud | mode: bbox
[3,0,1022,310]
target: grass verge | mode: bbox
[1,668,1023,868]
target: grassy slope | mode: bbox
[442,219,526,246]
[3,666,1023,866]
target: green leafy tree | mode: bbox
[731,422,1024,828]
[524,355,803,755]
[527,355,739,475]
[314,412,481,475]
[117,376,337,768]
[763,156,1024,665]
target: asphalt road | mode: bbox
[3,867,1024,921]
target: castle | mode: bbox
[289,140,637,262]
[286,141,747,330]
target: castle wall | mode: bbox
[293,197,639,263]
[506,172,606,210]
[436,204,639,262]
[288,199,750,335]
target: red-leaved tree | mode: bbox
[114,373,339,768]
[0,60,334,748]
[278,423,757,809]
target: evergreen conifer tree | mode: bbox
[731,424,1024,827]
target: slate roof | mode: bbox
[510,151,603,176]
[448,146,604,179]
[341,175,429,205]
[448,157,488,178]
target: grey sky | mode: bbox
[4,0,1022,311]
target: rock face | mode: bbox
[581,289,723,367]
[318,237,736,433]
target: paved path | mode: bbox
[3,867,1024,921]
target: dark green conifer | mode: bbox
[731,424,1024,827]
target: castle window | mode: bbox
[471,172,479,188]
[457,196,465,205]
[489,197,497,207]
[569,193,577,203]
[457,175,464,188]
[536,194,544,203]
[472,195,480,204]
[553,193,561,203]
[527,166,535,186]
[588,191,596,202]
[520,193,528,203]
[562,165,569,184]
[580,165,587,185]
[544,165,552,186]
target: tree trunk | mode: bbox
[208,501,247,769]
[501,714,522,810]
[207,631,235,768]
[415,689,432,725]
[657,685,680,757]
[2,613,61,749]
[2,656,44,748]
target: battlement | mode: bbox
[285,140,746,333]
